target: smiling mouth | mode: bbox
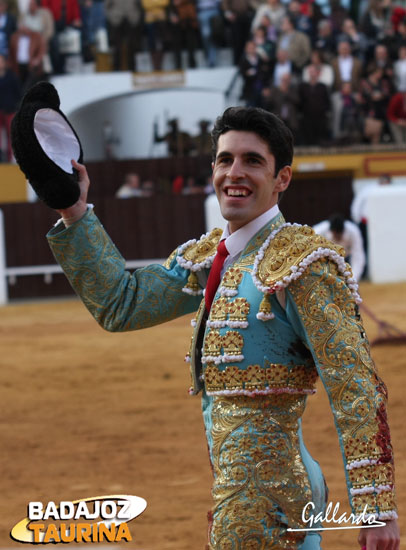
[224,187,252,197]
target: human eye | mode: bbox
[216,155,232,165]
[247,156,261,165]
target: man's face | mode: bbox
[338,41,351,57]
[212,131,291,233]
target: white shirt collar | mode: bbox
[222,204,280,259]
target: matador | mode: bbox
[47,107,399,550]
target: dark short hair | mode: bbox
[211,106,294,175]
[329,213,345,234]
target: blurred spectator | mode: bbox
[181,175,205,194]
[329,0,348,35]
[360,0,392,45]
[116,173,150,198]
[192,119,212,155]
[262,72,300,140]
[142,0,170,71]
[251,0,285,34]
[19,0,54,73]
[254,13,277,43]
[359,68,391,143]
[154,118,194,156]
[277,14,311,70]
[331,39,362,91]
[387,88,406,143]
[239,39,269,106]
[314,19,336,62]
[169,0,198,69]
[9,23,45,91]
[302,49,334,88]
[41,0,81,74]
[331,81,363,142]
[380,19,399,60]
[142,180,155,196]
[338,17,369,62]
[105,0,143,72]
[0,0,17,57]
[287,0,312,38]
[394,44,406,90]
[393,15,406,55]
[300,1,323,45]
[252,25,275,73]
[222,0,254,66]
[313,213,366,281]
[272,47,293,86]
[365,43,394,83]
[299,65,331,145]
[196,0,221,67]
[79,0,108,62]
[0,52,21,162]
[172,174,183,193]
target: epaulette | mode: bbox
[176,228,223,295]
[251,223,361,321]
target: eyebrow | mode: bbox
[215,151,267,163]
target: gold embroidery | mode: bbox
[182,228,223,264]
[208,395,312,548]
[256,225,345,290]
[210,297,229,321]
[239,214,286,259]
[222,331,244,356]
[221,267,243,290]
[204,362,317,393]
[348,463,394,489]
[184,271,200,293]
[288,258,396,515]
[227,298,250,320]
[205,330,223,358]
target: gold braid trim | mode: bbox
[176,227,223,270]
[253,224,347,291]
[288,258,397,517]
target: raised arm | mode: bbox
[47,161,202,331]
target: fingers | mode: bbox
[55,159,90,220]
[71,158,88,181]
[71,158,90,198]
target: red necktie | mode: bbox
[205,239,228,311]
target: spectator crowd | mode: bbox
[1,0,406,161]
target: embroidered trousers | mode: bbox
[202,392,326,549]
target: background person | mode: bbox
[313,213,366,281]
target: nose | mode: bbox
[226,159,245,181]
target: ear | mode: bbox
[274,165,292,192]
[211,161,214,172]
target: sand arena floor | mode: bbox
[0,281,405,550]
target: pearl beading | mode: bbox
[205,386,316,397]
[251,223,362,305]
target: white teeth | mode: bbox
[227,188,248,197]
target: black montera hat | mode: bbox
[11,81,83,209]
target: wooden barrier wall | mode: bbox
[2,158,353,300]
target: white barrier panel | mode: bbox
[367,187,406,283]
[205,193,226,233]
